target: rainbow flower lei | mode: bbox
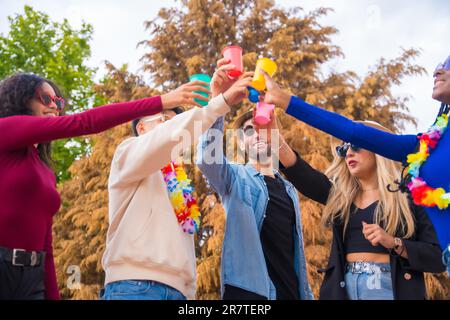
[161,161,201,234]
[406,113,450,209]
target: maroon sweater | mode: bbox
[0,96,162,299]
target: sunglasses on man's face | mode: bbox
[434,55,450,74]
[243,124,256,137]
[336,142,361,158]
[141,113,171,125]
[35,89,65,111]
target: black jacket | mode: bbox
[280,153,446,300]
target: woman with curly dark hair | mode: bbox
[0,73,210,300]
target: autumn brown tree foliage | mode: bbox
[55,0,449,299]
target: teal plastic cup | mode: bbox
[189,74,211,107]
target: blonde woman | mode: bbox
[271,117,445,299]
[261,59,450,272]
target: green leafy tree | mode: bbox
[0,5,96,181]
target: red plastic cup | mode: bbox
[254,102,275,126]
[222,45,243,78]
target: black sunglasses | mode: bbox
[336,142,361,158]
[242,124,256,137]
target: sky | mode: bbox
[1,0,449,133]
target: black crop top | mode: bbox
[278,154,391,255]
[344,201,389,254]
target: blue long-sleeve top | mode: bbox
[286,96,450,251]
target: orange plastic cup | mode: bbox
[252,58,277,91]
[222,45,243,78]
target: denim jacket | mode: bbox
[196,116,314,300]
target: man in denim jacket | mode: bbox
[196,58,313,300]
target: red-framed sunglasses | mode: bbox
[35,89,65,111]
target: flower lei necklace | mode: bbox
[406,105,450,210]
[161,161,201,234]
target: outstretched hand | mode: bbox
[211,58,253,98]
[222,72,253,106]
[261,70,292,111]
[161,80,211,109]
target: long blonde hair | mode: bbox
[322,121,416,239]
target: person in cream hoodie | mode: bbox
[101,66,253,300]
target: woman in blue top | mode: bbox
[259,55,450,271]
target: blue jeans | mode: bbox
[345,263,394,300]
[100,280,187,300]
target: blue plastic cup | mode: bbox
[247,86,260,103]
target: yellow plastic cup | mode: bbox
[252,58,277,91]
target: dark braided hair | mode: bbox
[0,73,64,168]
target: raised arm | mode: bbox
[109,95,231,187]
[0,80,212,152]
[197,65,253,196]
[110,70,252,188]
[196,115,236,196]
[280,148,332,205]
[261,71,418,163]
[259,110,331,204]
[0,96,163,152]
[286,96,418,162]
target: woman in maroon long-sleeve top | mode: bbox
[0,73,210,300]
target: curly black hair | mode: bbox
[0,73,64,168]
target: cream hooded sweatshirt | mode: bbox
[102,95,230,299]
